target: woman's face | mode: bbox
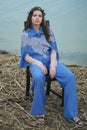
[31,10,43,26]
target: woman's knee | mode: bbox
[33,72,45,81]
[30,65,45,80]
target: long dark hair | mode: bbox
[24,6,50,43]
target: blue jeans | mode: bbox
[29,62,78,119]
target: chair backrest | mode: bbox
[45,20,50,27]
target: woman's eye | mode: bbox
[33,14,37,17]
[39,15,42,17]
[33,14,42,17]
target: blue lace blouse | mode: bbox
[19,26,59,68]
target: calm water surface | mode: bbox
[0,0,87,66]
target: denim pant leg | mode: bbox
[55,62,78,119]
[29,65,46,115]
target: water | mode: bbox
[0,0,87,66]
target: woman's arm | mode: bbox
[25,54,48,74]
[49,50,57,79]
[50,50,57,67]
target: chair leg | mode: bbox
[61,88,64,106]
[46,77,51,95]
[26,67,30,96]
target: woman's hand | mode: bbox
[49,65,56,79]
[35,60,48,75]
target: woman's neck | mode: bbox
[33,25,40,33]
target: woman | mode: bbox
[19,6,83,126]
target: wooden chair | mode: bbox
[24,20,64,106]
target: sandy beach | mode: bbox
[0,51,87,130]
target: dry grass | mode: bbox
[0,51,87,130]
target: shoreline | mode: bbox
[0,49,87,67]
